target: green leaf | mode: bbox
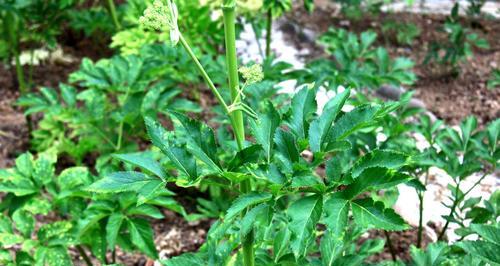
[227,144,262,171]
[87,171,163,193]
[250,102,280,161]
[288,194,323,258]
[456,240,500,265]
[13,210,35,238]
[0,233,23,247]
[113,153,166,181]
[351,198,408,231]
[309,88,351,152]
[106,213,124,250]
[323,193,350,239]
[288,86,317,140]
[342,167,413,199]
[128,218,158,259]
[127,204,164,219]
[351,150,409,179]
[162,253,205,266]
[15,153,33,177]
[240,204,269,237]
[145,116,198,179]
[36,246,73,266]
[57,167,92,192]
[470,224,500,245]
[37,221,74,246]
[225,192,272,221]
[326,105,379,142]
[274,129,300,163]
[170,112,222,173]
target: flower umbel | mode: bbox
[239,64,264,84]
[139,0,180,45]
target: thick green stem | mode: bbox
[223,4,253,266]
[265,9,272,58]
[105,0,121,30]
[223,7,245,150]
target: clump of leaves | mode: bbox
[295,27,416,90]
[424,4,489,74]
[17,44,201,163]
[382,20,421,46]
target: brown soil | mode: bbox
[283,5,500,126]
[361,227,433,263]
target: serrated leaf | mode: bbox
[351,198,408,231]
[128,218,158,259]
[127,204,164,219]
[170,111,221,173]
[274,129,300,164]
[351,150,409,179]
[106,213,124,250]
[326,105,379,143]
[288,86,317,140]
[309,88,351,152]
[288,194,323,258]
[162,253,205,266]
[225,192,272,221]
[324,193,350,238]
[342,167,412,199]
[145,117,198,179]
[227,144,262,171]
[13,210,35,238]
[250,102,280,161]
[410,242,449,266]
[470,224,500,245]
[456,240,500,265]
[113,152,166,181]
[87,171,162,193]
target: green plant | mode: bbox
[263,0,292,57]
[382,20,421,46]
[425,4,489,73]
[487,69,500,89]
[296,27,416,90]
[17,44,201,163]
[466,0,486,18]
[88,2,426,266]
[0,152,89,265]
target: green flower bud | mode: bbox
[139,0,180,45]
[239,64,264,84]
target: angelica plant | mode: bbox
[88,1,422,265]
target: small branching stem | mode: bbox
[105,0,121,30]
[417,169,429,248]
[438,172,489,240]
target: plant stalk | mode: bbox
[438,172,489,240]
[76,245,93,266]
[223,3,254,266]
[384,231,397,262]
[265,9,272,58]
[417,169,429,248]
[105,0,121,30]
[178,34,231,115]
